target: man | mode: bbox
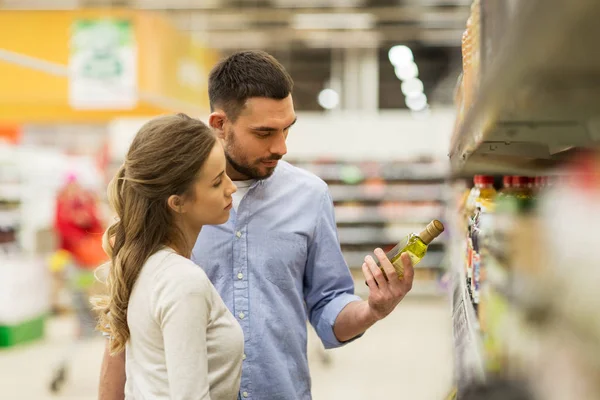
[99,50,414,400]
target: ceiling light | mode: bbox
[318,89,340,110]
[405,92,428,111]
[394,62,419,81]
[401,78,424,96]
[293,13,375,30]
[388,45,413,67]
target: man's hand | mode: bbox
[332,249,414,343]
[362,248,414,321]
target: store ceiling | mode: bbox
[3,0,467,110]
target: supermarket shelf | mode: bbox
[328,184,445,203]
[447,203,485,392]
[335,213,444,225]
[344,250,445,269]
[450,0,600,175]
[0,211,20,227]
[295,162,447,182]
[0,185,21,201]
[451,269,486,391]
[334,205,444,224]
[337,226,447,246]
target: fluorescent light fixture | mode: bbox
[401,78,424,96]
[388,45,413,67]
[318,89,340,110]
[394,62,419,81]
[293,13,375,30]
[405,92,428,111]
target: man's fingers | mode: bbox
[374,248,398,283]
[362,262,377,290]
[400,252,414,290]
[365,255,387,288]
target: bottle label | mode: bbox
[391,251,420,279]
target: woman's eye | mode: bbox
[213,180,222,188]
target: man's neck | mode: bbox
[226,164,250,181]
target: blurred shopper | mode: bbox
[54,173,104,261]
[50,173,107,393]
[93,114,243,399]
[100,51,413,400]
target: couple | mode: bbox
[95,50,414,400]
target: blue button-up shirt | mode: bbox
[192,161,361,400]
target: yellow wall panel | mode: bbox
[0,10,219,123]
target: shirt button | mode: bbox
[238,312,245,319]
[242,392,248,398]
[235,231,242,238]
[242,353,247,360]
[237,273,243,280]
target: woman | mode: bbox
[93,113,242,399]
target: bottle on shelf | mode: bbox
[475,175,497,213]
[498,176,514,198]
[371,219,445,281]
[464,175,482,222]
[468,175,495,302]
[512,176,534,199]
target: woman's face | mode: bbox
[183,141,237,227]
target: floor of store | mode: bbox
[0,296,453,400]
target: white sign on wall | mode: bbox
[69,19,138,110]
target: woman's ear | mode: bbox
[208,111,227,139]
[167,195,186,214]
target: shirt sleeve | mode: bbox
[158,281,213,400]
[304,190,362,349]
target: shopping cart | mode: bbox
[47,250,104,393]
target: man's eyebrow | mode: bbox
[250,117,297,132]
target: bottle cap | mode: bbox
[419,220,445,245]
[503,176,512,187]
[513,176,528,187]
[480,175,494,185]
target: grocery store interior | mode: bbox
[1,1,599,399]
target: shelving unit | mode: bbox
[450,0,600,177]
[449,1,600,399]
[292,158,448,296]
[0,158,22,255]
[0,154,48,348]
[448,206,486,393]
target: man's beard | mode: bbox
[225,150,280,180]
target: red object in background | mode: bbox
[0,123,21,144]
[54,184,107,269]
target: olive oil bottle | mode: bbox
[376,220,445,280]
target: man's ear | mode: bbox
[167,195,186,214]
[208,111,227,139]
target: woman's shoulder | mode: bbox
[148,249,212,301]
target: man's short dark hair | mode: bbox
[208,50,294,121]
